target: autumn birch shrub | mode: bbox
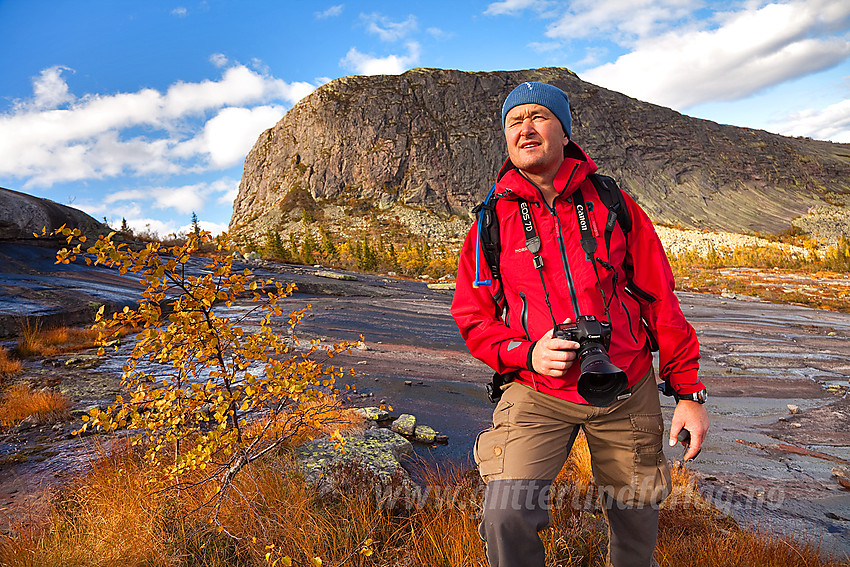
[45,226,354,533]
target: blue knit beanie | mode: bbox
[501,82,572,139]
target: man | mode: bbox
[451,82,709,567]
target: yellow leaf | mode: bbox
[311,558,322,567]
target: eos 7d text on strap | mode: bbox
[518,199,559,329]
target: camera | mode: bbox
[554,315,628,406]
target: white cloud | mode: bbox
[0,64,317,187]
[15,65,74,111]
[210,53,229,67]
[171,7,188,17]
[177,219,229,236]
[545,0,699,41]
[484,0,541,16]
[361,13,417,42]
[528,41,562,52]
[104,178,238,216]
[426,27,453,40]
[315,4,344,19]
[126,218,179,238]
[177,105,287,168]
[215,179,240,206]
[582,0,850,109]
[774,98,850,142]
[153,184,207,214]
[341,42,421,75]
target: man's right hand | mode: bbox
[531,323,580,377]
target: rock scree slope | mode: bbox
[230,67,850,243]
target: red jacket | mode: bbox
[451,141,703,404]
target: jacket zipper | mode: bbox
[551,207,582,317]
[538,164,582,318]
[519,292,531,339]
[618,295,639,344]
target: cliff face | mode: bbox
[231,67,850,242]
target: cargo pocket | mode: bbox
[629,412,671,506]
[473,400,513,482]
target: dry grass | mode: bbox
[0,440,184,567]
[667,238,850,312]
[0,383,71,429]
[14,319,102,358]
[1,428,846,567]
[0,346,22,381]
[558,430,594,489]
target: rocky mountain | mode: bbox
[230,67,850,245]
[0,187,107,241]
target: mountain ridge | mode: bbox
[230,67,850,244]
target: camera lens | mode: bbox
[576,343,628,406]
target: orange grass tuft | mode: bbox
[0,440,187,566]
[0,346,22,380]
[557,429,594,489]
[15,320,102,358]
[0,383,71,429]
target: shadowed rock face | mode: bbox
[231,67,850,240]
[0,187,107,241]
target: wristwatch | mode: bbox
[675,388,708,404]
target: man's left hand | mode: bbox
[669,401,709,461]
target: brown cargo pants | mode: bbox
[473,368,672,567]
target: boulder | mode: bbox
[354,406,391,421]
[296,427,413,486]
[832,466,850,489]
[0,187,107,241]
[391,414,416,436]
[413,425,437,444]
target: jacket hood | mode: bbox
[495,140,598,202]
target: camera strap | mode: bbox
[571,188,612,318]
[571,187,597,261]
[518,199,558,329]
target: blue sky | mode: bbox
[2,0,849,236]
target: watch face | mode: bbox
[696,389,708,403]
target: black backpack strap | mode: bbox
[589,174,631,252]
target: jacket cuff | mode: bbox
[499,340,536,373]
[526,341,538,373]
[670,370,705,396]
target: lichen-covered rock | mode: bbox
[391,414,416,436]
[65,354,102,368]
[413,425,437,444]
[316,271,357,281]
[296,427,413,485]
[354,406,390,421]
